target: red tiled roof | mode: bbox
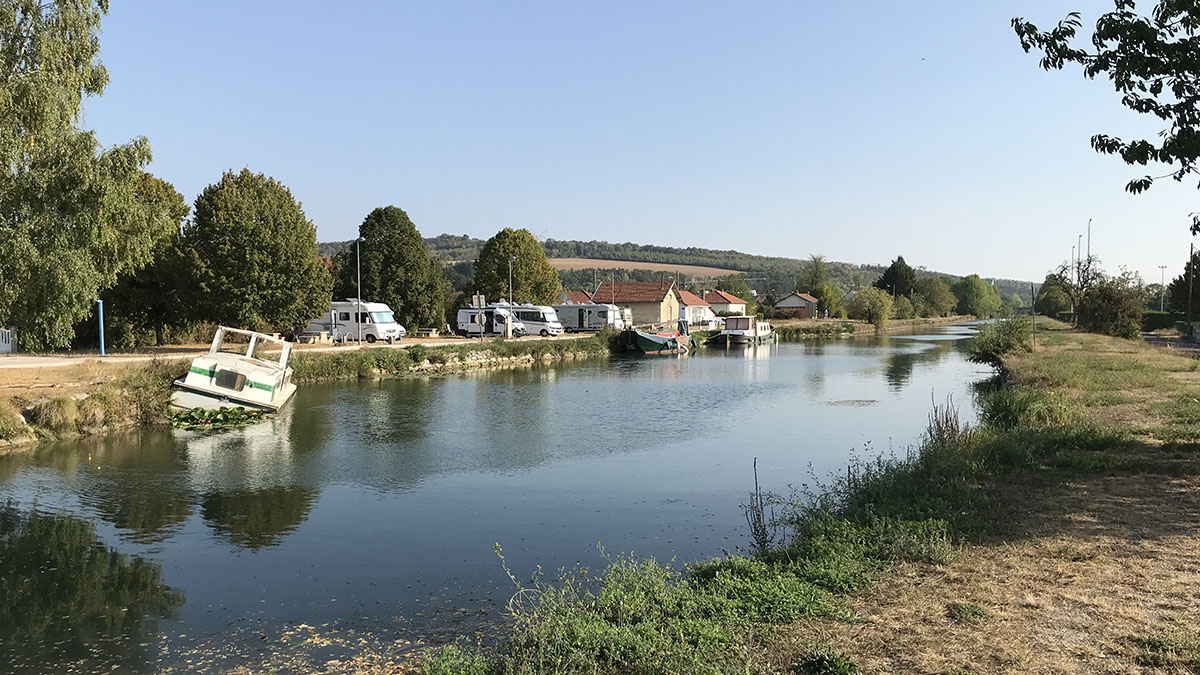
[676,289,709,306]
[563,290,593,304]
[593,281,675,303]
[704,290,746,305]
[794,292,819,303]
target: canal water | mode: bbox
[0,325,989,672]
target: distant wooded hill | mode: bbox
[318,235,1036,301]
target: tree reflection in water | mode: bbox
[201,486,318,550]
[0,502,182,672]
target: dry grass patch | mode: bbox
[769,468,1200,674]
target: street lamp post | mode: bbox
[1087,218,1092,260]
[356,237,363,345]
[1160,265,1168,312]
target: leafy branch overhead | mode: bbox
[1014,1,1200,232]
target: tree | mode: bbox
[797,254,829,293]
[951,275,1002,318]
[873,256,917,298]
[0,2,182,349]
[914,276,957,317]
[892,295,916,320]
[333,206,448,329]
[473,228,560,305]
[96,176,191,345]
[813,282,847,318]
[1077,272,1146,339]
[1167,250,1200,316]
[1035,275,1074,316]
[1014,3,1200,233]
[179,169,332,330]
[1000,292,1026,315]
[847,286,893,330]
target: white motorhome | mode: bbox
[304,299,406,343]
[491,302,563,337]
[456,306,527,337]
[552,302,626,332]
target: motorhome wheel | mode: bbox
[540,329,549,337]
[366,334,377,343]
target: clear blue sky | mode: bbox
[84,0,1196,286]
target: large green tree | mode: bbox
[1035,274,1074,316]
[914,276,957,317]
[333,206,448,329]
[0,1,182,349]
[96,175,191,346]
[473,228,560,304]
[952,275,1002,318]
[847,287,893,329]
[1014,2,1200,233]
[797,254,829,293]
[179,169,331,330]
[813,282,847,318]
[873,256,917,298]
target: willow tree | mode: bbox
[0,1,182,349]
[474,228,561,305]
[179,169,332,330]
[333,206,448,329]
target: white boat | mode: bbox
[171,327,298,412]
[707,316,776,346]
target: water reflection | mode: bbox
[201,486,318,550]
[882,339,961,391]
[0,502,182,672]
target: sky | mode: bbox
[82,0,1197,286]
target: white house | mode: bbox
[774,292,819,318]
[677,289,717,326]
[704,290,747,315]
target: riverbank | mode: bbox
[0,333,615,452]
[409,318,1200,673]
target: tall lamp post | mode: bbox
[356,237,363,344]
[1087,218,1092,259]
[1160,265,1168,312]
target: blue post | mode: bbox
[96,299,105,356]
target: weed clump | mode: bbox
[946,601,987,624]
[29,397,78,435]
[792,645,860,674]
[978,386,1072,431]
[0,401,26,440]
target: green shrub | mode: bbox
[118,359,185,424]
[792,645,861,674]
[0,402,26,440]
[967,316,1031,369]
[30,397,78,434]
[978,386,1072,431]
[406,344,428,364]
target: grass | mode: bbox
[945,602,987,625]
[28,397,77,435]
[0,401,26,440]
[1127,631,1200,668]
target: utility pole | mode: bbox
[1076,234,1082,281]
[1087,218,1092,260]
[1189,243,1195,330]
[1160,265,1168,312]
[356,238,363,344]
[1071,245,1076,284]
[96,299,105,356]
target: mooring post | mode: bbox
[96,298,105,356]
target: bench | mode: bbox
[415,328,439,338]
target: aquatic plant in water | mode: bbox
[170,406,268,430]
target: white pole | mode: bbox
[1087,218,1092,260]
[1160,265,1167,312]
[357,238,362,345]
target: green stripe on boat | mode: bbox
[188,366,274,392]
[247,381,275,392]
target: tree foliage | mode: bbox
[813,282,847,318]
[0,1,183,349]
[847,287,893,329]
[333,206,448,329]
[474,228,561,305]
[1167,249,1200,316]
[797,254,829,293]
[873,256,918,298]
[914,276,957,317]
[1077,272,1146,339]
[179,169,331,330]
[1014,2,1200,232]
[892,295,916,320]
[1035,274,1074,316]
[951,275,1002,318]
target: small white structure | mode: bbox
[456,306,527,337]
[677,290,717,327]
[491,301,564,337]
[0,328,14,354]
[704,290,748,315]
[304,299,406,344]
[171,327,297,412]
[553,302,625,332]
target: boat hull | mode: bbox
[619,330,689,355]
[706,331,776,346]
[170,380,296,413]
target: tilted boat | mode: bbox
[618,320,693,355]
[706,316,776,346]
[171,327,297,412]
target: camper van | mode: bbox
[491,302,563,337]
[304,299,406,343]
[552,302,626,332]
[456,306,527,338]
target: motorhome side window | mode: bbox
[356,313,370,323]
[338,312,350,321]
[598,311,607,319]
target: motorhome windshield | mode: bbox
[370,311,395,324]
